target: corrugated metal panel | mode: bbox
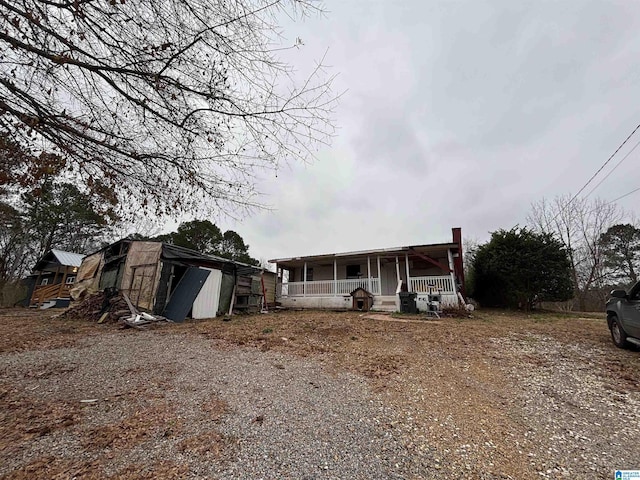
[162,267,210,322]
[217,273,235,316]
[192,268,222,319]
[51,249,85,267]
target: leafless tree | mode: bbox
[527,195,623,310]
[0,200,30,282]
[0,0,336,217]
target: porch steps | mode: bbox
[30,298,72,309]
[372,295,397,312]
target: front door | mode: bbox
[382,262,398,295]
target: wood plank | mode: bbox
[122,292,138,315]
[408,249,452,273]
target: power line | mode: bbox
[583,138,640,199]
[544,123,640,229]
[568,122,640,205]
[608,186,640,205]
[543,185,640,230]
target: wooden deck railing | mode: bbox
[31,283,72,306]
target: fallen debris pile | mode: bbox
[59,289,170,328]
[58,289,125,323]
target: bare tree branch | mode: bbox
[0,0,337,217]
[527,195,624,310]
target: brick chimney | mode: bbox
[452,227,465,297]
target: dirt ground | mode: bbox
[1,307,639,479]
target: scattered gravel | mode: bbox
[491,333,640,479]
[0,332,436,479]
[2,310,639,480]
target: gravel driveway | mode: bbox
[492,333,640,478]
[1,309,639,479]
[0,331,435,479]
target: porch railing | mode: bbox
[278,278,381,297]
[409,275,454,293]
[277,275,455,297]
[31,283,72,306]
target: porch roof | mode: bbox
[269,242,458,268]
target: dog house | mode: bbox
[350,287,373,311]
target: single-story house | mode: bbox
[25,249,85,308]
[270,228,465,312]
[72,239,275,321]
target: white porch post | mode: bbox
[447,250,457,294]
[405,252,411,292]
[367,256,372,293]
[377,256,382,295]
[303,262,307,297]
[395,256,401,291]
[333,259,337,296]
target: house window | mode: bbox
[346,264,361,279]
[305,267,313,281]
[40,278,49,285]
[65,276,76,284]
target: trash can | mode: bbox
[398,292,417,314]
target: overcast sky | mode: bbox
[211,1,640,263]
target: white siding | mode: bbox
[192,268,222,319]
[309,265,334,281]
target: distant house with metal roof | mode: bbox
[25,249,85,308]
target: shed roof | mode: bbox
[160,243,230,264]
[87,238,264,272]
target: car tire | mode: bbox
[609,314,628,348]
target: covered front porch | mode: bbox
[271,239,464,311]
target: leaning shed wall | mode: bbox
[70,251,105,298]
[120,242,163,311]
[262,271,277,306]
